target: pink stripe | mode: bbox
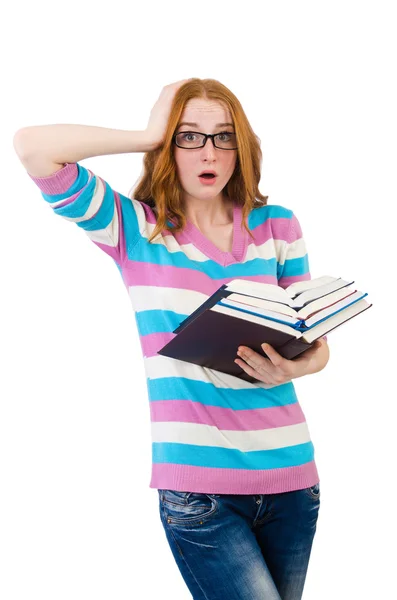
[122,261,278,292]
[28,162,78,194]
[150,460,319,494]
[290,213,303,241]
[251,217,292,245]
[139,203,207,247]
[141,210,297,247]
[47,173,93,208]
[93,240,119,263]
[53,189,81,208]
[141,331,174,357]
[138,212,297,247]
[150,399,306,430]
[49,169,95,208]
[115,191,127,263]
[140,202,157,224]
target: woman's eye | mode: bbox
[183,133,196,141]
[218,132,231,141]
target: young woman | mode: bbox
[14,78,329,600]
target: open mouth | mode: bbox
[198,174,218,185]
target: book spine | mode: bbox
[173,285,229,333]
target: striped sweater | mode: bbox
[28,162,319,495]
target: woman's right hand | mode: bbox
[145,79,192,149]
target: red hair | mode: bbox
[129,78,268,243]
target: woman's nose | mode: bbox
[201,136,217,156]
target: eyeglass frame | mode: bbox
[172,130,238,150]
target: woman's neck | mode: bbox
[184,196,234,229]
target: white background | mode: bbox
[1,1,395,598]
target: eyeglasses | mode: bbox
[173,131,238,150]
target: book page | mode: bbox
[210,304,302,338]
[286,275,339,297]
[297,287,357,318]
[291,278,354,307]
[218,299,300,325]
[226,292,298,318]
[304,291,367,327]
[302,298,371,342]
[225,280,295,305]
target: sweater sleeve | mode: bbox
[28,162,146,266]
[277,212,311,289]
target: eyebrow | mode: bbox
[178,122,234,128]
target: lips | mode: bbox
[198,174,218,185]
[198,170,217,177]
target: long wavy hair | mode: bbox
[129,78,268,243]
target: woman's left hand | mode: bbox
[234,337,330,385]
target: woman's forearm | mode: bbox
[13,124,156,166]
[300,339,330,377]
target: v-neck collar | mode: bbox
[172,203,249,267]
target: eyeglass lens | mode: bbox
[175,132,237,149]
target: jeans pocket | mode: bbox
[304,482,320,500]
[159,489,219,526]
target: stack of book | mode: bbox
[158,276,372,382]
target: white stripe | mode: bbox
[49,170,100,222]
[130,286,208,313]
[142,230,213,262]
[151,421,311,451]
[278,238,307,264]
[144,354,277,390]
[133,223,298,265]
[273,239,285,261]
[49,172,121,248]
[132,197,151,237]
[84,176,121,247]
[244,238,283,262]
[134,217,211,262]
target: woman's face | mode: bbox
[173,98,237,206]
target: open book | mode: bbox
[157,276,372,383]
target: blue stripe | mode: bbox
[43,164,116,233]
[279,255,309,278]
[148,377,298,410]
[277,261,283,279]
[136,309,188,335]
[152,441,315,469]
[42,162,142,251]
[41,163,90,203]
[52,174,98,222]
[119,194,144,254]
[133,238,279,278]
[248,204,292,230]
[79,181,116,231]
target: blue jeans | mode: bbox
[158,484,320,600]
